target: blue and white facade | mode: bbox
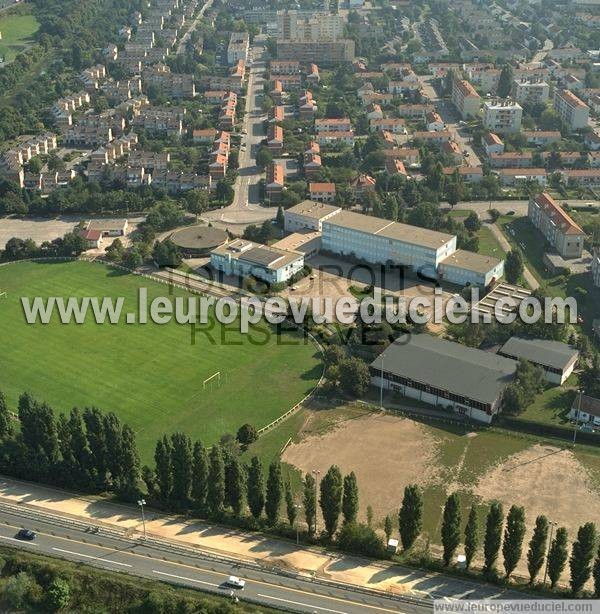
[211,240,305,284]
[321,211,456,276]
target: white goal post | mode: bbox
[203,371,221,390]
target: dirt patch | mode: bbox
[282,413,439,520]
[474,443,600,537]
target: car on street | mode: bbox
[16,529,36,540]
[226,576,245,589]
[507,210,516,216]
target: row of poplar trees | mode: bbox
[144,438,362,536]
[398,485,600,595]
[0,392,140,498]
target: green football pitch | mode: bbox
[0,260,322,461]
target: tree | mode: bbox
[117,424,140,499]
[593,544,600,598]
[464,211,481,232]
[0,391,12,439]
[503,505,526,578]
[464,505,479,570]
[276,205,284,227]
[191,441,209,509]
[497,64,514,98]
[547,527,568,589]
[170,433,193,504]
[285,481,297,527]
[303,473,317,535]
[338,358,371,397]
[320,465,343,538]
[337,522,385,558]
[265,460,283,526]
[256,146,273,170]
[384,515,393,543]
[154,436,172,502]
[484,502,504,573]
[441,493,462,566]
[226,456,247,516]
[505,250,524,284]
[105,238,125,262]
[152,239,182,268]
[399,484,423,551]
[569,522,597,595]
[342,472,359,525]
[46,578,71,612]
[236,423,258,448]
[207,446,225,516]
[527,515,549,585]
[247,456,265,520]
[184,189,208,220]
[216,180,234,204]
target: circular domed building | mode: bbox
[169,225,228,257]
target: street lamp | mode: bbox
[542,520,558,586]
[379,353,385,409]
[137,499,147,540]
[312,469,320,534]
[573,389,584,446]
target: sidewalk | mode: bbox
[0,476,526,601]
[488,223,540,290]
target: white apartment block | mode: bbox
[553,89,589,130]
[483,99,523,134]
[277,10,343,41]
[284,200,341,232]
[512,79,550,105]
[528,192,586,259]
[451,78,481,119]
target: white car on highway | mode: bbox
[226,576,246,589]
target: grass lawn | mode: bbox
[499,214,600,332]
[0,11,39,63]
[477,225,505,259]
[0,260,322,462]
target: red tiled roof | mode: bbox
[533,191,585,235]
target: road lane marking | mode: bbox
[0,534,38,546]
[52,547,131,567]
[0,520,410,614]
[258,594,348,613]
[153,570,218,587]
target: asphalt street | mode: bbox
[0,509,428,614]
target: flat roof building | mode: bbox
[483,99,523,134]
[284,200,341,232]
[498,336,579,385]
[371,334,517,423]
[210,239,304,285]
[439,249,504,288]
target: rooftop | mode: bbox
[532,192,585,235]
[499,336,579,371]
[323,210,455,250]
[440,249,502,274]
[371,334,517,405]
[212,239,302,270]
[286,200,341,220]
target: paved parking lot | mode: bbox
[0,217,79,248]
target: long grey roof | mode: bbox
[371,334,517,405]
[499,336,579,371]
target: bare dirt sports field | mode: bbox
[282,405,600,583]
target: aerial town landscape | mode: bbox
[0,0,600,611]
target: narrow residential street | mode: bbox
[204,43,277,229]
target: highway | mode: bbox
[0,505,429,614]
